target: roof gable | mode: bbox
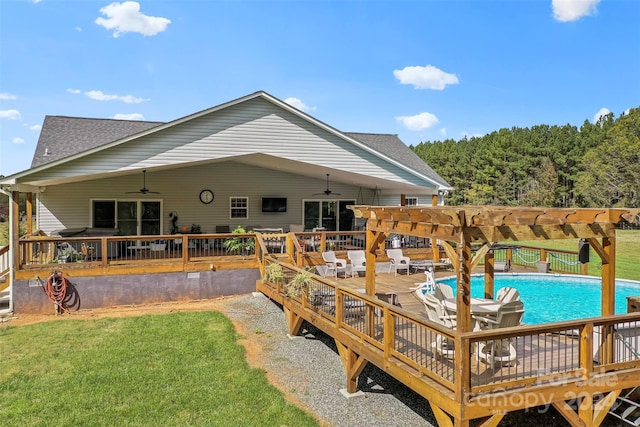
[8,91,450,191]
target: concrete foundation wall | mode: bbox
[13,269,260,314]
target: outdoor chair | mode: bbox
[496,286,521,303]
[347,250,366,277]
[434,283,454,307]
[386,248,410,276]
[473,300,525,369]
[421,293,457,358]
[321,251,347,279]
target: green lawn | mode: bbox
[0,312,319,427]
[514,230,640,280]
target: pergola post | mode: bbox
[456,221,473,333]
[484,250,495,299]
[431,194,439,263]
[601,237,615,316]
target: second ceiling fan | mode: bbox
[313,173,341,196]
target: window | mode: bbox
[230,197,248,219]
[405,197,418,206]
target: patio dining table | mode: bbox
[442,297,503,316]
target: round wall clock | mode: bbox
[199,189,214,204]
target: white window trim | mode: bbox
[229,196,249,220]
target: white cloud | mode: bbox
[29,124,42,131]
[284,97,316,112]
[0,109,21,120]
[75,26,82,32]
[396,112,439,131]
[69,89,149,103]
[393,65,459,90]
[593,107,610,123]
[552,0,600,22]
[113,113,145,120]
[0,93,17,100]
[85,90,149,103]
[12,137,25,144]
[439,128,447,136]
[95,1,171,38]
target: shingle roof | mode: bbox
[31,116,163,168]
[345,132,450,188]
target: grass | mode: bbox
[0,312,319,427]
[514,230,640,280]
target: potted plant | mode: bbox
[264,262,284,285]
[286,268,315,298]
[223,226,255,256]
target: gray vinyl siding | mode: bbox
[25,98,433,189]
[36,162,379,235]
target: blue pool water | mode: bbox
[437,274,640,325]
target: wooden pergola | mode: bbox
[352,205,638,333]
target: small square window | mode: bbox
[230,197,248,219]
[405,197,418,206]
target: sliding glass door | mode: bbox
[93,200,161,236]
[303,200,355,231]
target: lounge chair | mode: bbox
[473,300,525,369]
[386,248,410,276]
[321,250,347,279]
[347,250,366,277]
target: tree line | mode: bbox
[412,107,640,208]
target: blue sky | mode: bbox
[1,0,639,177]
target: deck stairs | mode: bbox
[608,333,640,425]
[609,387,640,426]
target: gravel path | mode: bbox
[221,293,626,427]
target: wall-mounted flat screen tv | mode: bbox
[262,197,287,213]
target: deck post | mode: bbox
[11,191,19,272]
[431,194,439,263]
[25,192,33,235]
[335,340,367,394]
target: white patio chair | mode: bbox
[473,300,525,369]
[386,248,410,276]
[434,283,454,303]
[347,250,366,277]
[496,286,520,303]
[421,293,457,358]
[321,250,347,279]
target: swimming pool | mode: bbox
[437,274,640,325]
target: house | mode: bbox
[4,91,451,236]
[0,90,451,313]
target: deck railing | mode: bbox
[261,258,640,406]
[493,245,586,275]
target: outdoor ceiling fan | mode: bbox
[126,169,159,194]
[313,173,341,196]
